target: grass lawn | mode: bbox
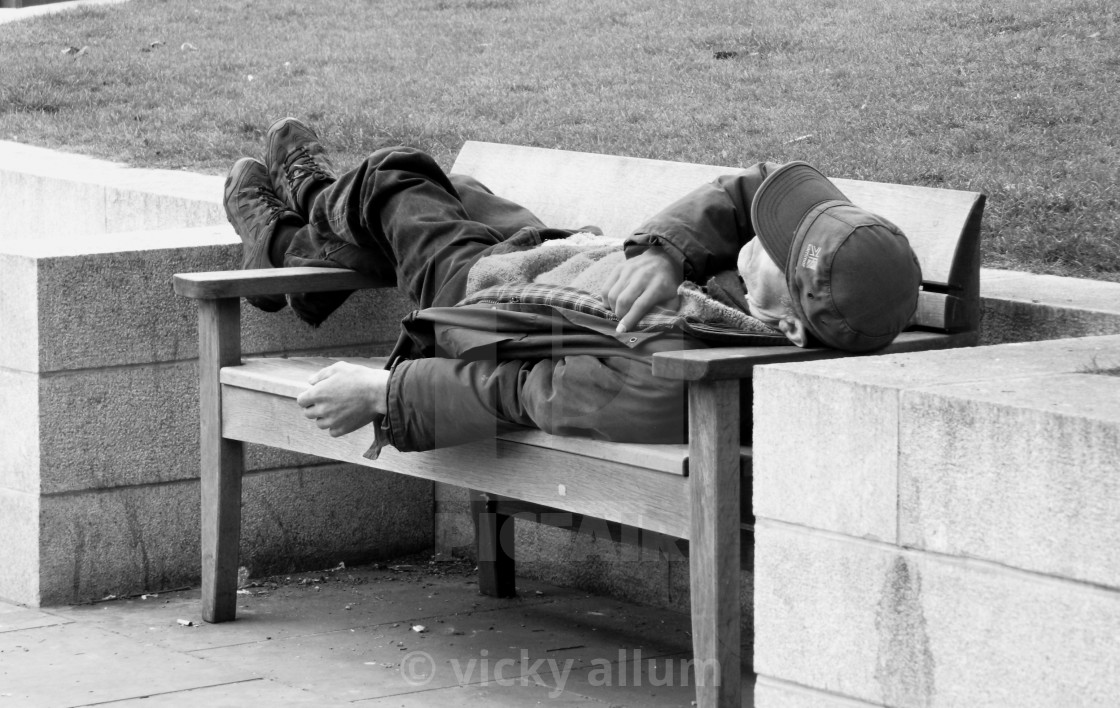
[1,0,1117,281]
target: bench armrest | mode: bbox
[173,268,383,300]
[652,345,842,382]
[652,329,975,381]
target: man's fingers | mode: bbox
[304,404,333,430]
[308,362,345,386]
[613,282,652,333]
[329,423,354,438]
[611,281,640,320]
[296,388,314,408]
[618,288,660,333]
[600,263,622,303]
[604,276,627,313]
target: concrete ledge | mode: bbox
[0,146,222,242]
[754,334,1120,707]
[899,371,1120,588]
[0,0,130,24]
[755,334,1120,586]
[980,267,1120,345]
[1,227,409,373]
[0,141,217,215]
[0,141,427,606]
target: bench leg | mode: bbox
[688,380,742,708]
[470,490,517,598]
[198,299,243,623]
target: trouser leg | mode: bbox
[449,174,545,240]
[294,147,545,309]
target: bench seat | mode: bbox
[223,355,697,538]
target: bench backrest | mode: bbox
[451,142,985,334]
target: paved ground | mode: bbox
[0,557,753,707]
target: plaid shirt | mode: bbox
[458,283,681,331]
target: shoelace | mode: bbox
[252,186,290,225]
[283,146,332,193]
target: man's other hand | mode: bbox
[296,361,389,437]
[601,247,682,333]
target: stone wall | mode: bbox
[0,142,432,606]
[752,335,1120,707]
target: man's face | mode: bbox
[737,238,790,328]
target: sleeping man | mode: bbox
[223,118,921,457]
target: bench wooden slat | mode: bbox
[476,493,756,566]
[220,356,388,398]
[915,291,967,332]
[222,384,693,538]
[494,429,690,476]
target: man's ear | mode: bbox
[778,316,808,348]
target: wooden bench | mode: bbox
[173,142,985,708]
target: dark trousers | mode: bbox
[285,146,544,308]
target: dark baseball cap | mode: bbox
[751,161,922,353]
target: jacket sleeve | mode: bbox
[367,353,687,456]
[624,161,779,282]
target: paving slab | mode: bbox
[192,592,693,703]
[91,680,352,707]
[541,650,755,707]
[0,623,256,708]
[0,601,70,634]
[9,559,716,706]
[355,680,612,707]
[53,564,578,653]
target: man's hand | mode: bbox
[296,362,390,438]
[600,248,682,333]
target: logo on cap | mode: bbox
[801,244,820,270]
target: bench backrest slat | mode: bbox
[451,141,984,334]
